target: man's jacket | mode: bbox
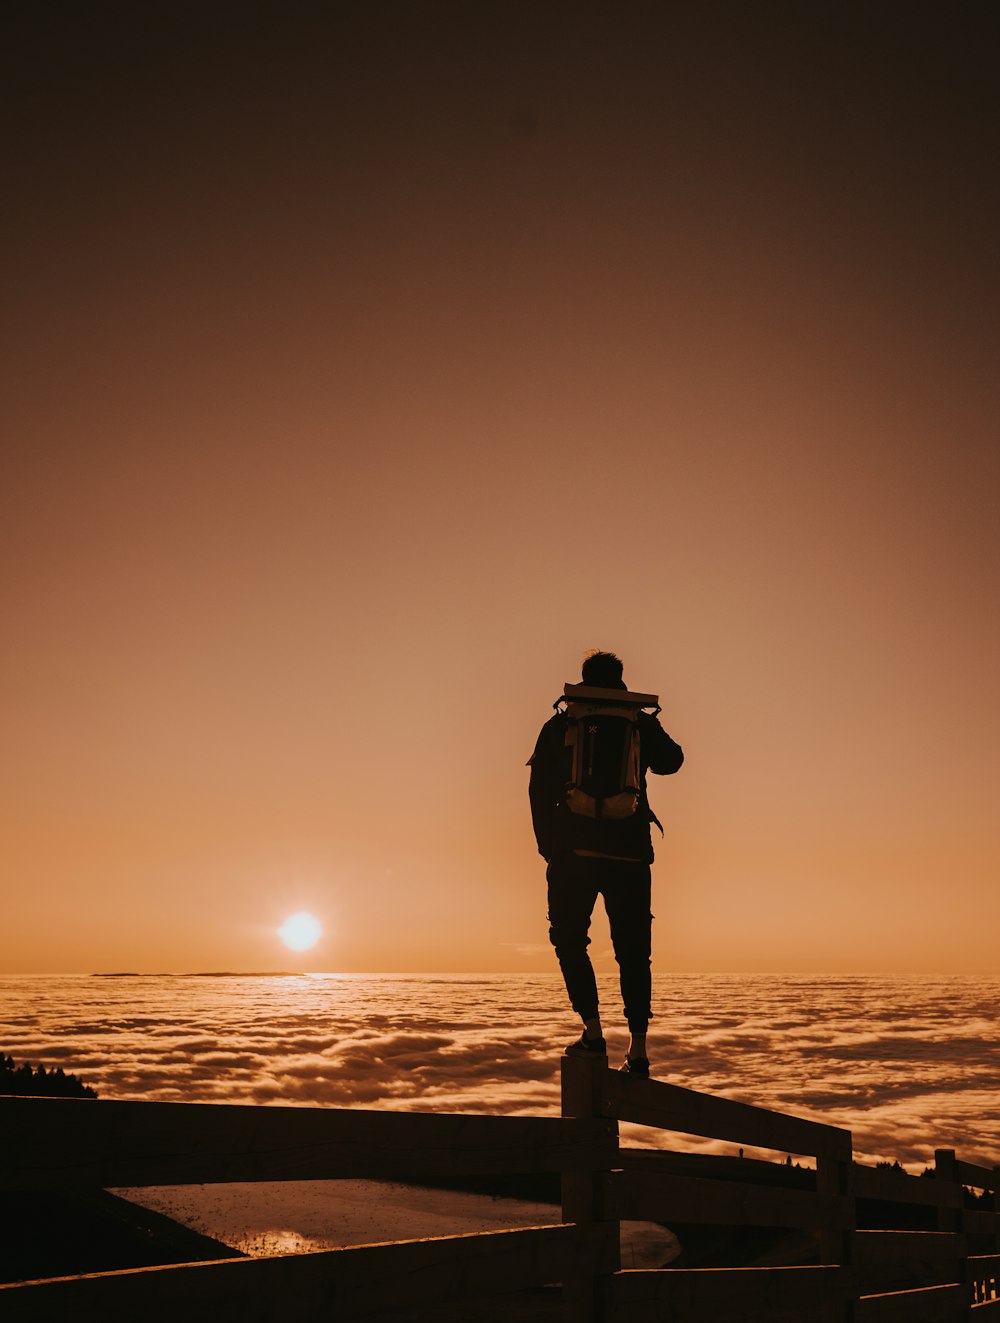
[528,711,683,863]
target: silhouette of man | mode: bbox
[528,650,683,1075]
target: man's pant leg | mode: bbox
[601,860,653,1033]
[546,855,601,1022]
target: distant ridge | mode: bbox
[91,971,307,978]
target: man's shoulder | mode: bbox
[638,709,684,774]
[538,712,568,746]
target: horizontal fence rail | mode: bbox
[607,1265,846,1323]
[855,1282,969,1323]
[2,1060,998,1322]
[853,1165,963,1210]
[605,1166,854,1230]
[854,1230,963,1294]
[953,1160,1000,1191]
[600,1067,853,1160]
[0,1094,617,1189]
[0,1223,614,1323]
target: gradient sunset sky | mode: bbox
[3,2,997,974]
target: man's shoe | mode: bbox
[565,1033,607,1058]
[619,1056,649,1078]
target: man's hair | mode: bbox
[581,649,625,688]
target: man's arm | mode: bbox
[640,712,684,775]
[527,717,563,860]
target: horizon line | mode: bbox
[2,969,996,980]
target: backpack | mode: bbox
[555,683,661,820]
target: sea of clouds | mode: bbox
[2,972,999,1171]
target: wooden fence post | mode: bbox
[561,1055,620,1323]
[816,1131,856,1323]
[935,1148,971,1319]
[991,1166,1000,1303]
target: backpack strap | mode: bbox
[620,718,641,793]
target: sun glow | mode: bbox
[277,912,323,952]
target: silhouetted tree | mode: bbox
[0,1052,97,1098]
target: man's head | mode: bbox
[581,649,626,690]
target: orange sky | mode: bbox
[2,3,997,974]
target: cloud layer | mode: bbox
[2,973,999,1170]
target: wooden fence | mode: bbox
[563,1057,1000,1321]
[1,1057,998,1321]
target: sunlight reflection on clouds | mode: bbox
[2,973,998,1170]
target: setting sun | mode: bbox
[277,913,322,952]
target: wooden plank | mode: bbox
[854,1165,962,1209]
[0,1096,616,1190]
[601,1071,851,1161]
[604,1168,852,1231]
[0,1222,615,1322]
[856,1282,967,1323]
[971,1299,1000,1313]
[966,1211,1000,1237]
[854,1231,963,1295]
[955,1161,999,1192]
[606,1266,846,1323]
[968,1255,1000,1278]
